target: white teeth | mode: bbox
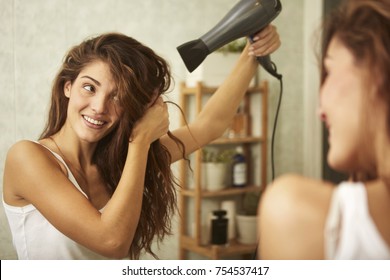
[83,115,105,126]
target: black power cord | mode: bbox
[252,51,283,180]
[271,75,283,181]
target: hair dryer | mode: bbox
[177,0,282,79]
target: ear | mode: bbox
[64,81,71,98]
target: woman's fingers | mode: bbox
[249,25,281,56]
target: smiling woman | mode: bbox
[2,27,280,260]
[3,33,178,260]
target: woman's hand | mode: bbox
[130,97,169,144]
[248,25,281,57]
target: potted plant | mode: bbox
[217,37,247,54]
[201,148,234,191]
[236,191,261,244]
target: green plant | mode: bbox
[201,148,234,163]
[217,37,247,53]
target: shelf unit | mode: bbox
[178,80,268,260]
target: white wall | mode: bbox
[0,0,319,259]
[303,0,323,179]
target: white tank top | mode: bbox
[2,142,110,259]
[325,181,390,259]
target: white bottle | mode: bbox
[232,146,247,187]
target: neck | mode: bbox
[51,129,97,171]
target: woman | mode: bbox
[3,26,280,259]
[258,0,390,259]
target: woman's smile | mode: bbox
[82,115,107,128]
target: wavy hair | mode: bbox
[40,33,186,259]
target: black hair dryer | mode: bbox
[177,0,282,79]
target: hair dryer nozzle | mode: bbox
[177,39,209,73]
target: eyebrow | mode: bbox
[81,75,101,86]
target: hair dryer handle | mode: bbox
[256,55,282,80]
[249,36,282,80]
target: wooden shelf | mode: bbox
[181,235,257,260]
[178,81,268,260]
[181,85,216,95]
[181,83,267,96]
[211,136,264,145]
[181,185,262,198]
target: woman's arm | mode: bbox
[3,98,169,259]
[162,25,280,162]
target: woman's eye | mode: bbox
[83,84,95,92]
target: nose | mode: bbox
[90,94,107,114]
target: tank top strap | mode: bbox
[32,140,89,199]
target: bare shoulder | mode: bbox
[3,140,63,205]
[5,140,60,170]
[258,173,336,259]
[7,139,43,156]
[271,173,335,189]
[263,173,335,204]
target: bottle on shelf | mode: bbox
[211,210,228,245]
[228,105,249,138]
[232,146,247,188]
[220,200,236,241]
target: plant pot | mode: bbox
[236,214,257,244]
[202,162,227,191]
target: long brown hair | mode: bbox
[40,33,186,259]
[321,0,390,180]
